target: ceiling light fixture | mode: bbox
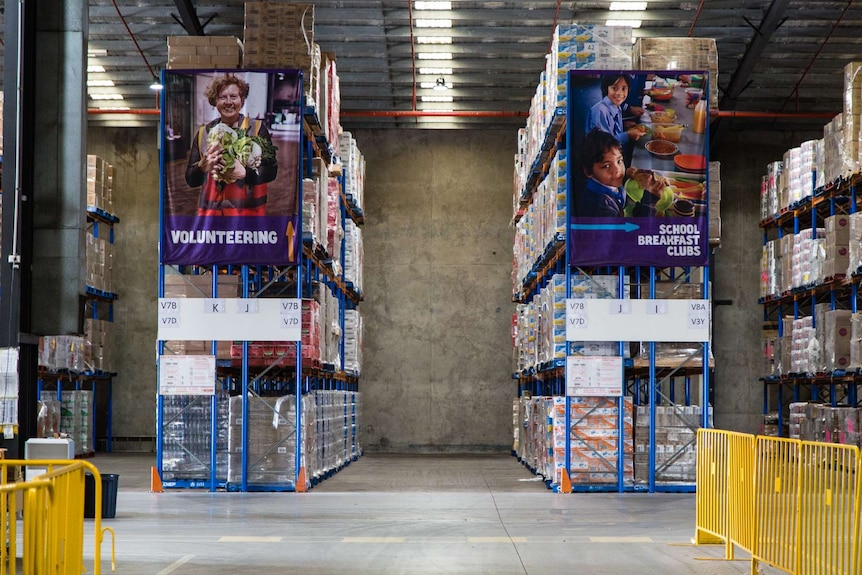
[149,76,164,91]
[415,19,452,28]
[414,1,451,9]
[434,76,449,90]
[419,67,453,75]
[417,36,453,44]
[417,52,453,60]
[421,95,454,103]
[606,19,642,27]
[609,1,648,10]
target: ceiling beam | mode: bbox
[172,0,206,36]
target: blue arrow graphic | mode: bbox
[570,222,641,232]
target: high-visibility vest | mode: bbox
[196,117,268,216]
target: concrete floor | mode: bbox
[81,453,762,575]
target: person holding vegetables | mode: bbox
[576,128,673,218]
[185,73,278,216]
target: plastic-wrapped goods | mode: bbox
[634,404,710,483]
[160,392,229,481]
[326,177,343,275]
[344,309,363,375]
[325,57,340,151]
[790,228,825,289]
[636,282,712,367]
[788,402,808,439]
[302,178,320,248]
[851,313,862,369]
[228,394,298,486]
[344,219,363,294]
[843,62,862,176]
[848,212,862,275]
[708,161,721,245]
[762,330,779,377]
[790,316,815,375]
[823,214,851,279]
[340,132,365,214]
[38,335,86,372]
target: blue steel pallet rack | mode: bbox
[513,76,713,494]
[156,71,362,492]
[759,174,862,433]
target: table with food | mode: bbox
[626,76,708,218]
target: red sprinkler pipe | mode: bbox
[341,110,528,118]
[88,108,160,115]
[715,110,836,119]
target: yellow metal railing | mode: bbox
[695,428,729,546]
[0,459,115,575]
[796,442,857,575]
[695,430,862,575]
[753,436,801,574]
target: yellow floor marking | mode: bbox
[468,537,528,543]
[589,536,653,543]
[219,536,283,543]
[342,537,406,543]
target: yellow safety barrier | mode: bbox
[796,442,857,575]
[752,436,801,575]
[726,431,756,560]
[695,428,729,546]
[694,429,756,562]
[0,459,115,575]
[855,452,862,575]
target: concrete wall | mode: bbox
[87,127,161,443]
[85,123,824,448]
[351,129,517,452]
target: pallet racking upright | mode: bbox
[512,60,715,493]
[155,68,364,492]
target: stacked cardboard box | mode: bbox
[822,309,852,372]
[790,315,815,374]
[83,317,114,373]
[227,394,300,486]
[166,36,242,70]
[632,37,719,109]
[823,113,851,185]
[570,274,628,359]
[824,214,851,278]
[851,312,862,369]
[553,396,634,486]
[243,3,320,112]
[520,397,553,478]
[323,55,340,151]
[162,273,239,360]
[307,158,330,253]
[761,161,783,220]
[86,155,113,214]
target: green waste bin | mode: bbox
[84,473,119,519]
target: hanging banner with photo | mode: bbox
[567,70,709,267]
[160,69,302,266]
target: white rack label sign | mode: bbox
[566,356,623,397]
[159,355,216,396]
[157,298,302,341]
[566,299,710,342]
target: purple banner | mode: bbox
[567,70,709,267]
[161,69,302,266]
[569,217,708,267]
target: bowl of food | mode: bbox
[649,109,676,123]
[652,123,685,143]
[645,139,679,159]
[648,87,673,101]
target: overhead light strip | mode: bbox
[415,19,452,28]
[419,67,453,75]
[417,36,452,44]
[609,1,648,10]
[421,95,453,102]
[606,19,642,27]
[414,1,451,9]
[417,53,453,60]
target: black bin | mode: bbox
[84,473,119,519]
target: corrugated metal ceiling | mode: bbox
[4,1,860,132]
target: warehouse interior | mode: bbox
[0,1,860,573]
